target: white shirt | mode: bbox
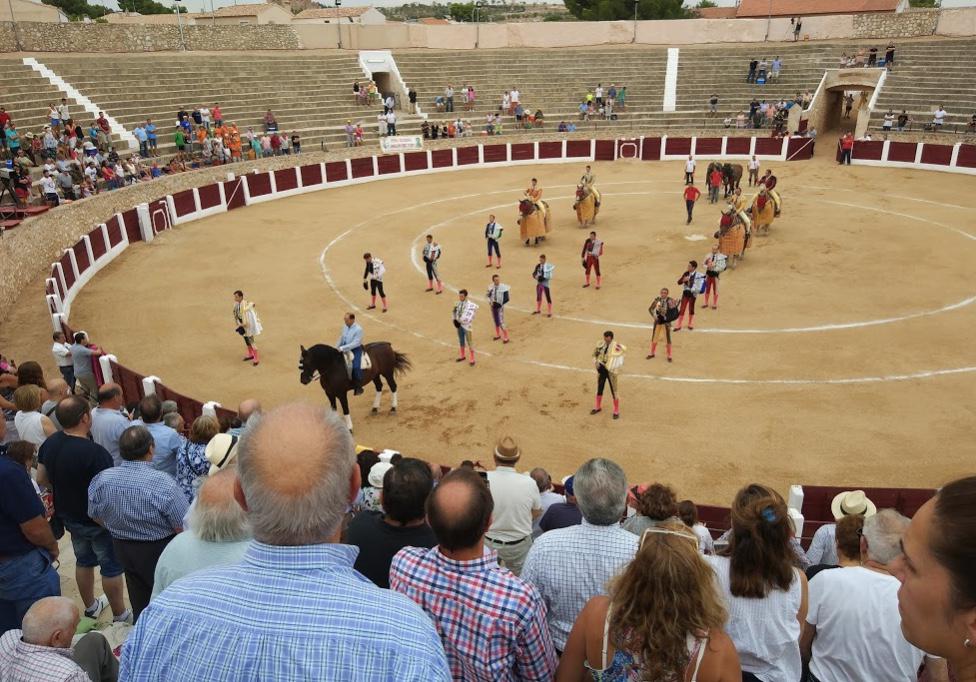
[934,109,946,123]
[510,89,520,103]
[385,112,396,124]
[522,520,638,650]
[52,342,72,368]
[691,523,714,554]
[706,554,803,681]
[13,411,47,446]
[807,567,928,682]
[40,176,57,195]
[685,159,696,173]
[532,490,565,536]
[805,523,838,566]
[883,113,895,127]
[749,158,760,171]
[486,466,540,541]
[200,108,211,122]
[595,87,603,98]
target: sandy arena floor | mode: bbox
[9,152,976,507]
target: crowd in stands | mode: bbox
[1,340,975,681]
[838,43,897,69]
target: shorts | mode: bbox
[51,118,61,127]
[65,519,124,577]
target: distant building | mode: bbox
[292,6,386,24]
[1,0,68,23]
[734,0,908,18]
[207,3,294,24]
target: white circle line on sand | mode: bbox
[400,190,976,334]
[318,181,976,385]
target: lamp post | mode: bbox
[209,0,216,26]
[174,0,186,51]
[475,0,485,49]
[631,0,638,44]
[7,0,22,52]
[764,0,772,41]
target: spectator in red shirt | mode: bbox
[270,133,281,156]
[212,103,223,127]
[708,167,723,204]
[683,184,702,224]
[839,132,854,165]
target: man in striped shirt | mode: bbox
[391,468,557,681]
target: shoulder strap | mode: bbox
[601,605,613,670]
[688,635,708,682]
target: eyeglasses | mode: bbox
[639,527,699,550]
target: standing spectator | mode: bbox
[890,476,976,681]
[806,489,876,567]
[748,155,760,186]
[883,109,895,134]
[211,102,222,127]
[151,469,250,599]
[802,510,948,682]
[175,415,221,501]
[844,92,855,119]
[684,155,696,184]
[623,482,679,536]
[678,499,715,554]
[0,437,60,631]
[90,383,128,466]
[839,132,855,165]
[70,332,99,402]
[708,165,722,203]
[885,42,896,68]
[40,171,59,207]
[0,597,120,682]
[13,385,56,447]
[897,110,911,131]
[708,93,719,116]
[705,483,808,682]
[345,457,436,588]
[793,17,802,41]
[134,394,184,477]
[757,57,769,81]
[747,58,758,83]
[445,84,455,113]
[536,475,582,533]
[522,458,637,653]
[408,87,417,110]
[57,98,70,126]
[683,182,701,225]
[485,436,542,576]
[386,109,397,136]
[510,87,520,115]
[391,467,557,681]
[933,105,947,128]
[120,404,450,679]
[771,56,782,80]
[36,396,129,624]
[529,467,564,537]
[88,425,189,622]
[174,128,186,154]
[133,122,148,158]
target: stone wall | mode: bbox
[852,10,939,38]
[0,21,302,52]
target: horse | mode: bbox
[299,342,411,432]
[750,190,776,236]
[574,185,601,227]
[518,198,551,245]
[722,163,743,197]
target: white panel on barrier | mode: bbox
[51,311,65,334]
[137,204,155,243]
[99,355,116,384]
[788,508,805,539]
[64,247,80,283]
[915,144,924,164]
[142,376,160,396]
[788,484,804,511]
[202,401,221,418]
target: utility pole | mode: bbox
[631,0,638,44]
[7,0,22,52]
[175,0,186,50]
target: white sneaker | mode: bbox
[112,609,133,625]
[84,595,109,619]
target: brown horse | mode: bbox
[518,198,551,245]
[574,185,601,227]
[299,342,411,432]
[722,163,743,197]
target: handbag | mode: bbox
[49,513,64,541]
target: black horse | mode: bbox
[722,162,743,197]
[299,342,411,432]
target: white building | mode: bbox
[292,6,386,24]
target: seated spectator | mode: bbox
[677,499,714,554]
[558,121,568,133]
[891,476,976,679]
[0,596,119,681]
[530,467,564,537]
[534,110,544,128]
[151,469,250,599]
[344,457,436,588]
[802,510,948,682]
[557,520,740,681]
[390,467,557,680]
[623,482,679,535]
[134,394,184,477]
[522,458,637,654]
[88,425,188,622]
[13,385,56,447]
[538,475,582,532]
[358,461,391,513]
[806,489,876,567]
[705,483,808,682]
[175,415,220,501]
[37,396,129,624]
[897,110,911,131]
[121,404,449,678]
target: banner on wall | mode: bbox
[380,135,424,154]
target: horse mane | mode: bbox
[306,343,344,367]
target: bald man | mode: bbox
[390,468,557,680]
[42,378,70,430]
[121,403,450,680]
[90,383,129,466]
[229,398,262,436]
[0,596,119,681]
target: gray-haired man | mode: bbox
[521,458,637,652]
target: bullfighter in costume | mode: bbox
[702,245,727,309]
[581,231,604,289]
[362,252,388,312]
[758,169,781,215]
[591,330,626,420]
[486,274,511,343]
[232,290,262,366]
[485,214,503,268]
[452,289,479,365]
[674,260,704,332]
[422,235,444,294]
[647,288,679,362]
[532,254,555,317]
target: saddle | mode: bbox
[344,350,372,379]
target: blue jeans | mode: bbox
[350,347,363,385]
[58,364,75,391]
[64,519,124,577]
[0,547,60,632]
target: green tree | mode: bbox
[118,0,186,13]
[448,2,475,22]
[908,0,937,6]
[563,0,690,21]
[696,0,717,7]
[42,0,110,20]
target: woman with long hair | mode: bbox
[891,476,976,682]
[623,482,680,536]
[705,483,808,682]
[557,521,740,681]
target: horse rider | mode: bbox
[758,169,781,215]
[524,177,543,209]
[485,213,503,269]
[580,165,595,191]
[592,330,626,420]
[581,231,604,289]
[362,252,389,312]
[337,312,365,395]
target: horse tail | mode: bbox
[393,351,412,376]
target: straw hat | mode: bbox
[204,433,239,476]
[830,490,877,521]
[493,435,521,463]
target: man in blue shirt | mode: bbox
[144,118,157,156]
[91,384,129,466]
[88,424,188,622]
[132,123,148,158]
[69,332,100,403]
[0,453,61,632]
[337,312,365,395]
[134,394,184,477]
[120,403,450,680]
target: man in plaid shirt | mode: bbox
[390,468,557,681]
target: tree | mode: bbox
[118,0,186,13]
[448,2,475,22]
[42,0,110,20]
[908,0,937,6]
[696,0,717,7]
[562,0,690,21]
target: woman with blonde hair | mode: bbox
[175,415,220,502]
[705,483,808,682]
[13,384,56,446]
[557,521,740,681]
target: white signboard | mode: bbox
[380,135,424,154]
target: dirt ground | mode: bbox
[5,150,976,511]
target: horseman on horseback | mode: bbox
[519,177,551,245]
[574,164,602,227]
